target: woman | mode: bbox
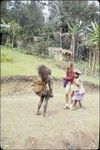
[63,62,75,109]
[32,65,54,117]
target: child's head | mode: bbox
[74,70,81,78]
[75,72,80,78]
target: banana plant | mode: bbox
[67,20,84,61]
[7,21,22,47]
[86,22,99,72]
[86,21,99,46]
[1,19,10,31]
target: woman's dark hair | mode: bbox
[38,65,51,82]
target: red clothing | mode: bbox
[64,70,75,84]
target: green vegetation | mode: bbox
[1,46,64,78]
[1,1,99,86]
[1,46,99,86]
[83,76,99,86]
[1,53,14,63]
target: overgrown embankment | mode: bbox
[1,75,99,92]
[1,46,99,87]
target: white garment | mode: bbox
[73,77,85,93]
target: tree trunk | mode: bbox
[94,51,97,75]
[6,34,9,43]
[75,34,78,60]
[88,50,91,70]
[12,34,14,47]
[60,27,62,48]
[47,34,49,45]
[70,35,75,62]
[95,51,99,76]
[91,51,96,72]
[84,63,87,76]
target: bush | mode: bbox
[46,39,60,47]
[5,43,13,48]
[54,61,67,70]
[35,40,49,58]
[1,53,14,63]
[17,41,35,55]
[16,40,48,57]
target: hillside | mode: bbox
[1,46,99,86]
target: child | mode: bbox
[70,70,85,110]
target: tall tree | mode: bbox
[67,21,84,61]
[86,22,99,73]
[48,1,99,30]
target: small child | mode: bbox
[70,70,85,110]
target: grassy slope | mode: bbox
[1,46,99,86]
[1,46,64,78]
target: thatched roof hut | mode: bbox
[48,47,72,61]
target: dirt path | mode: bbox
[1,82,99,149]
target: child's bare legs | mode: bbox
[78,101,82,108]
[68,90,73,108]
[71,100,77,110]
[73,101,77,108]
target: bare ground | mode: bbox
[1,81,99,149]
